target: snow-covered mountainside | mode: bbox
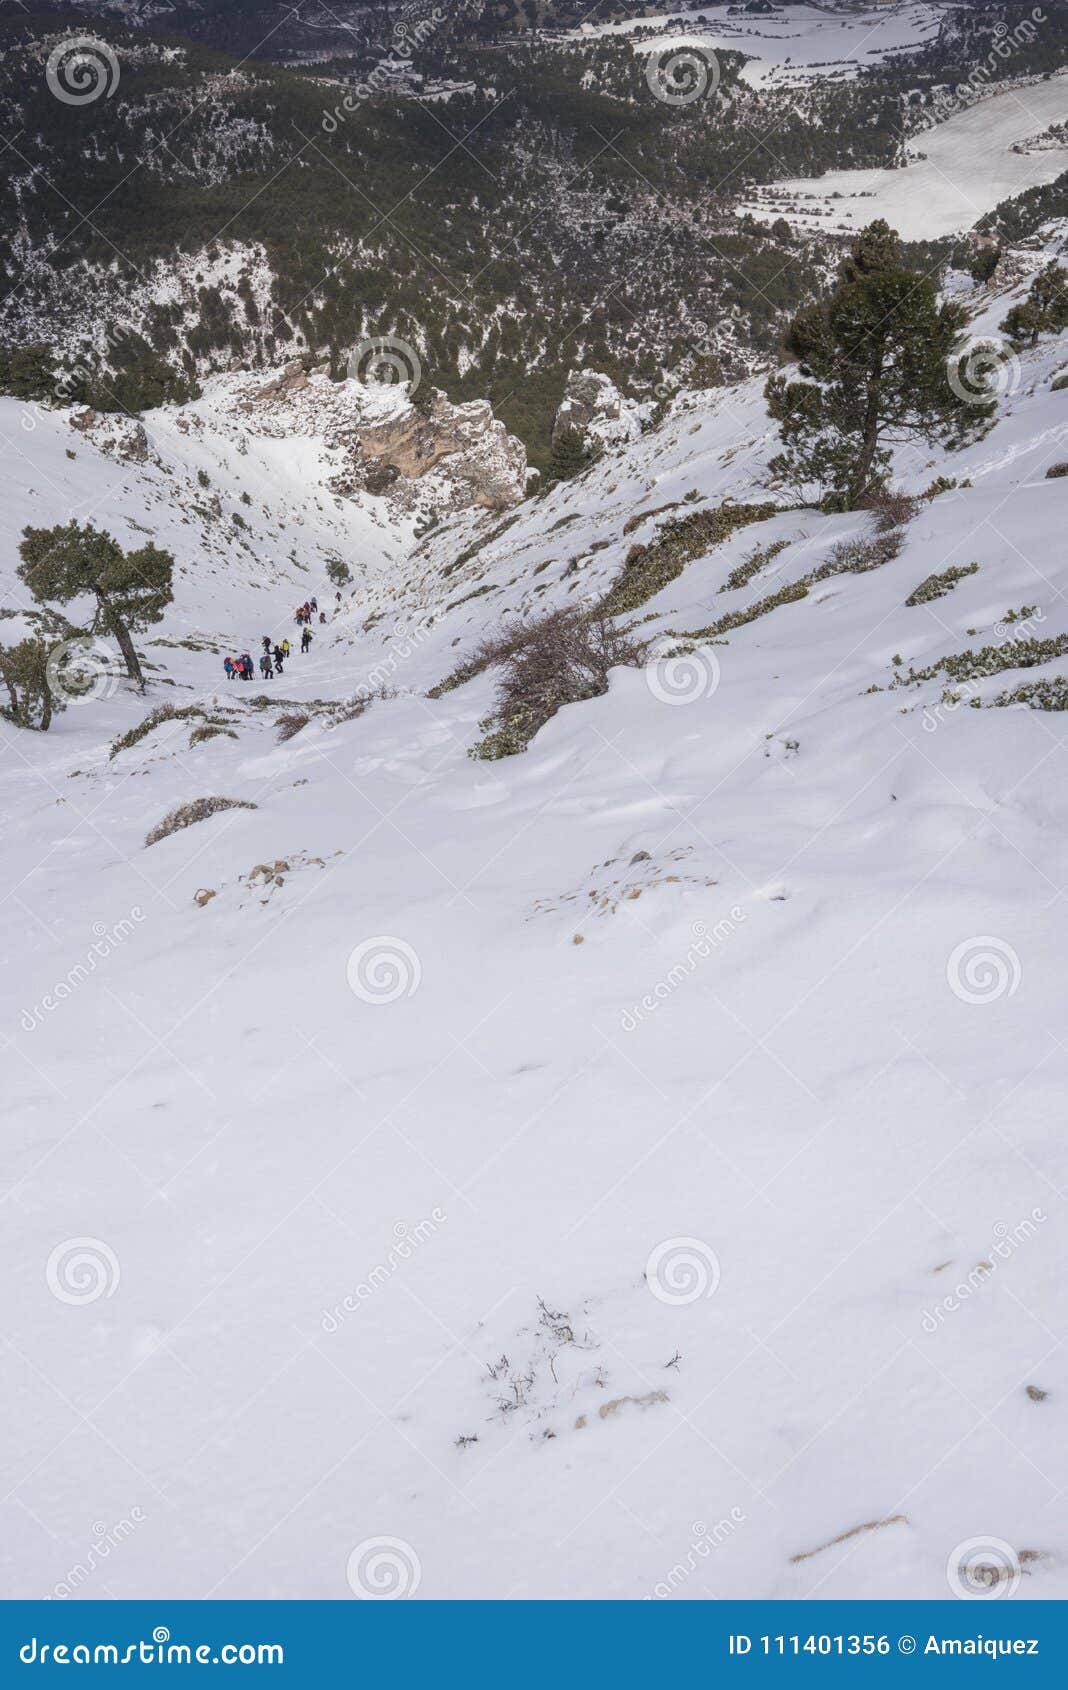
[3,232,1068,1601]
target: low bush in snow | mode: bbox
[470,607,647,760]
[145,796,257,848]
[189,723,237,747]
[906,562,980,606]
[600,500,782,617]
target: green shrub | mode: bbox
[906,562,979,606]
[599,500,781,617]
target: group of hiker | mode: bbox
[222,588,346,684]
[295,596,326,627]
[223,627,310,683]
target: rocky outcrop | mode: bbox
[355,390,527,512]
[227,364,528,517]
[551,368,641,459]
[69,410,154,465]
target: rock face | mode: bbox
[551,368,641,459]
[356,390,528,512]
[234,364,528,517]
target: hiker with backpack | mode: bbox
[301,626,312,654]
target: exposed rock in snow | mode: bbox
[233,363,528,515]
[552,368,643,457]
[355,389,529,512]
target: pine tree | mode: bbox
[1002,263,1068,348]
[0,638,62,731]
[765,221,981,511]
[548,423,590,482]
[17,523,174,693]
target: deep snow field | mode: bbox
[567,1,943,88]
[3,243,1068,1602]
[743,73,1068,239]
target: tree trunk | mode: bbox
[96,588,144,691]
[849,376,883,509]
[2,674,19,723]
[40,676,52,732]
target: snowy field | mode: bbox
[742,75,1068,239]
[566,1,942,87]
[2,249,1068,1601]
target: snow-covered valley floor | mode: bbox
[3,255,1068,1602]
[743,73,1068,239]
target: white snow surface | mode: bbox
[3,255,1068,1601]
[567,2,942,88]
[742,74,1068,239]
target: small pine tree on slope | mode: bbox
[17,523,174,693]
[765,221,987,511]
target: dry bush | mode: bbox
[189,723,237,747]
[472,606,647,759]
[145,796,256,848]
[275,712,310,743]
[867,485,920,532]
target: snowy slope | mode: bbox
[742,73,1068,239]
[2,248,1068,1602]
[567,1,943,88]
